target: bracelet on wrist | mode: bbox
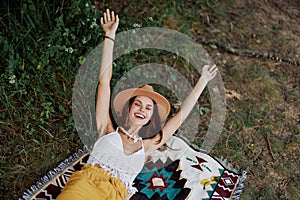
[104,35,115,42]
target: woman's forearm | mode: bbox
[179,77,207,121]
[99,35,115,83]
[174,65,217,126]
[162,77,207,139]
[161,65,217,142]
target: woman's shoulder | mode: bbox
[101,128,118,139]
[96,127,117,139]
[93,129,119,147]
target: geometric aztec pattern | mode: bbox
[130,158,191,200]
[210,170,240,200]
[20,136,246,200]
[32,154,89,200]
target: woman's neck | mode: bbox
[127,126,141,136]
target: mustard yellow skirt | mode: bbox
[56,164,127,200]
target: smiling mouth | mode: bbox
[134,113,145,119]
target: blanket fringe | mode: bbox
[215,156,247,200]
[19,146,89,200]
[232,170,247,200]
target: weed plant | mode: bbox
[0,0,200,198]
[0,0,107,198]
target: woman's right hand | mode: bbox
[100,9,119,38]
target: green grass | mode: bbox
[1,0,299,199]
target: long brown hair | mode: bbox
[119,96,163,144]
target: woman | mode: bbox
[57,9,218,200]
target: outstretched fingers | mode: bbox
[209,64,217,72]
[100,17,104,25]
[106,9,111,21]
[111,11,115,22]
[103,12,107,23]
[116,14,119,23]
[210,65,218,81]
[101,9,119,35]
[210,65,218,76]
[202,64,218,83]
[102,9,117,24]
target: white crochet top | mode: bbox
[87,128,145,194]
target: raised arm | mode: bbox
[96,9,119,137]
[159,65,218,146]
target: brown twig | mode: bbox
[265,135,275,160]
[196,36,300,67]
[282,178,291,188]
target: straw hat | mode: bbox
[113,85,170,122]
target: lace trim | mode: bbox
[119,127,142,143]
[88,154,139,194]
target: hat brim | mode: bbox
[113,88,170,122]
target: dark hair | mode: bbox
[119,96,163,144]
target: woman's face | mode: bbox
[128,96,154,127]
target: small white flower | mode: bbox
[65,47,74,54]
[9,75,16,84]
[148,17,153,22]
[81,21,86,25]
[47,44,51,47]
[133,23,142,28]
[82,38,87,44]
[85,3,89,7]
[69,47,74,53]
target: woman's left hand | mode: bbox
[201,64,218,84]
